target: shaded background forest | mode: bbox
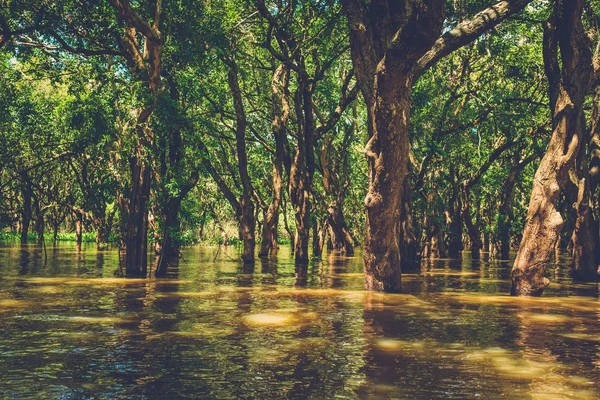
[0,1,597,288]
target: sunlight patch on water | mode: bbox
[518,312,580,324]
[373,339,426,352]
[0,299,33,308]
[243,313,292,326]
[30,285,65,294]
[21,277,148,285]
[66,315,136,324]
[242,309,318,328]
[423,270,480,276]
[559,333,600,342]
[158,291,218,298]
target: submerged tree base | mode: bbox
[510,269,550,297]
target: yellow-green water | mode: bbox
[0,243,599,399]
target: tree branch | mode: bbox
[415,0,534,78]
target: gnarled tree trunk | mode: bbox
[343,0,531,291]
[511,0,594,295]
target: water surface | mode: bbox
[0,243,599,399]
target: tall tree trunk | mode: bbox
[361,71,413,292]
[227,57,256,265]
[511,0,594,295]
[568,84,600,280]
[260,64,290,257]
[342,0,531,291]
[289,76,315,264]
[125,155,151,277]
[110,0,163,277]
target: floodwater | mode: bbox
[0,243,599,399]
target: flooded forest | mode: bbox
[1,0,600,398]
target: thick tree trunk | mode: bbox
[326,205,354,255]
[124,157,150,277]
[569,176,597,280]
[568,86,600,280]
[259,210,279,257]
[568,135,599,280]
[110,0,163,277]
[361,72,412,292]
[511,0,593,296]
[342,0,530,291]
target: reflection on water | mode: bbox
[0,243,599,399]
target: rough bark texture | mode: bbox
[343,0,445,292]
[511,0,594,296]
[342,0,530,291]
[568,85,600,280]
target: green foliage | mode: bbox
[0,0,577,261]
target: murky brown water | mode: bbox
[0,243,599,399]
